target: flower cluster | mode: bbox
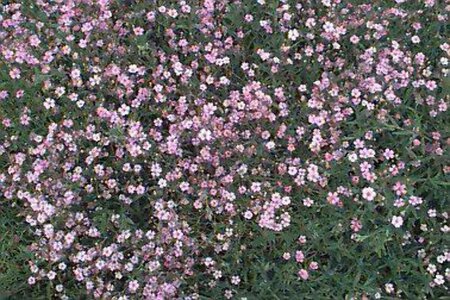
[0,0,448,299]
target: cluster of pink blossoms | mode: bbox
[0,0,448,299]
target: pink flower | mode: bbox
[309,261,319,270]
[9,68,21,79]
[393,182,407,196]
[350,218,362,232]
[298,269,309,280]
[298,236,307,244]
[327,192,340,206]
[426,80,437,90]
[134,27,144,36]
[244,211,253,219]
[383,149,395,160]
[128,280,139,293]
[350,35,360,44]
[295,251,305,263]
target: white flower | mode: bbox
[198,128,212,141]
[231,275,241,285]
[348,152,358,162]
[266,141,275,150]
[391,216,404,228]
[44,98,55,109]
[47,271,56,280]
[288,29,299,41]
[434,274,445,285]
[427,264,437,274]
[323,22,335,33]
[119,104,130,116]
[158,178,167,188]
[362,187,376,201]
[411,35,421,44]
[385,283,395,294]
[128,64,139,73]
[282,196,291,205]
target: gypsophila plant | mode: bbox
[0,0,449,299]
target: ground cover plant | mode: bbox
[0,0,449,299]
